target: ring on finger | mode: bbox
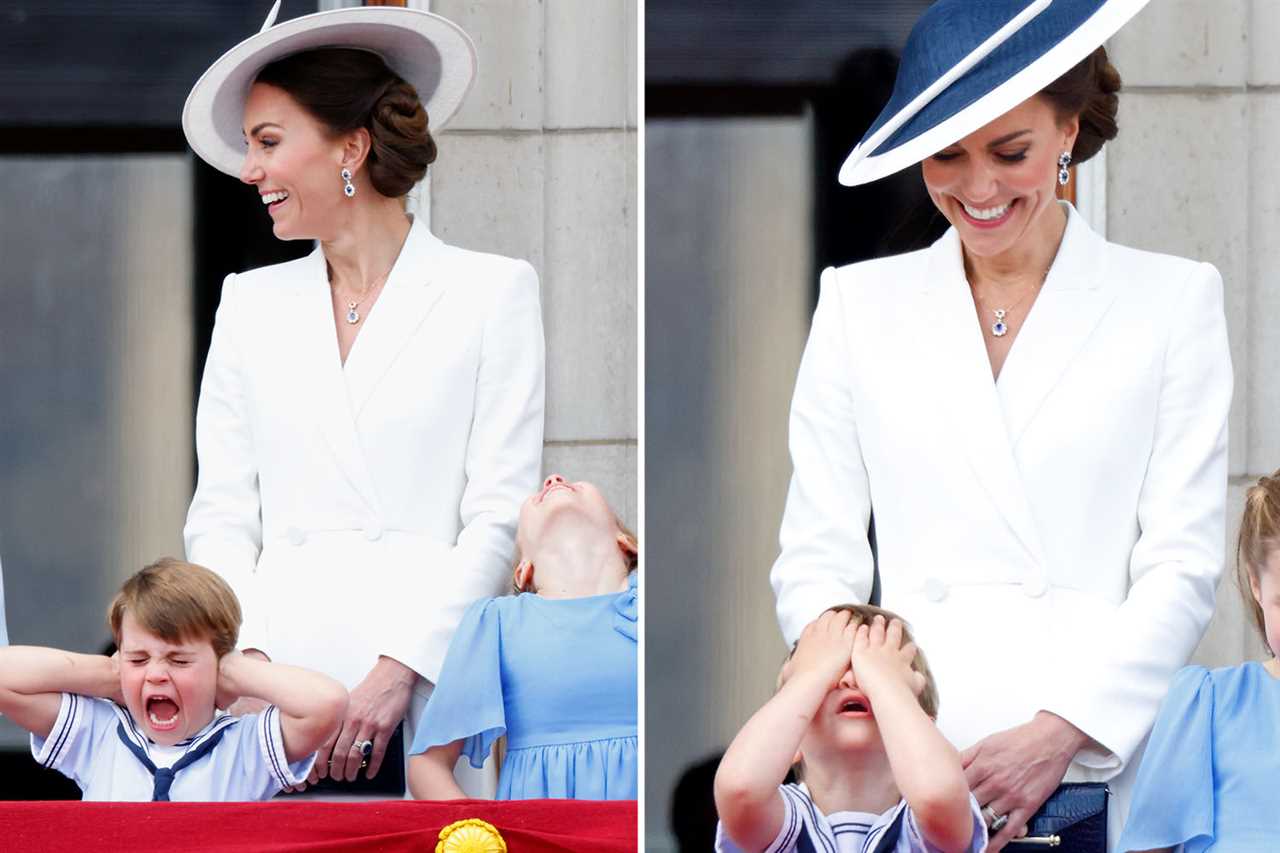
[990,813,1010,833]
[352,739,374,758]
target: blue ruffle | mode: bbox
[612,573,638,641]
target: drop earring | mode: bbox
[341,167,355,198]
[1057,151,1071,186]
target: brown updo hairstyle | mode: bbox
[254,48,437,198]
[1237,470,1280,651]
[1039,46,1122,164]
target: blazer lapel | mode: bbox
[921,228,1048,568]
[343,217,450,419]
[996,204,1117,447]
[291,246,383,516]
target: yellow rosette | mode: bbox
[435,818,507,853]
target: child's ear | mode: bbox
[616,530,638,559]
[514,560,534,593]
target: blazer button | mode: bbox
[1022,575,1049,598]
[287,527,306,546]
[923,577,948,602]
[364,524,383,541]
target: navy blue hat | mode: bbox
[839,0,1148,186]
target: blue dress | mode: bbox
[409,574,637,799]
[1118,662,1280,852]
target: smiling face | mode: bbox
[517,475,622,555]
[240,82,351,242]
[118,613,219,746]
[920,94,1078,260]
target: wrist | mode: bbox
[780,669,837,705]
[375,655,418,686]
[1034,710,1089,755]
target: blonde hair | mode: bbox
[1237,471,1280,650]
[107,558,242,657]
[781,604,940,717]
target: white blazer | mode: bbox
[184,217,545,688]
[772,203,1231,778]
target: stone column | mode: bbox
[429,0,638,526]
[1110,0,1271,665]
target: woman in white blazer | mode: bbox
[772,3,1230,850]
[180,9,543,792]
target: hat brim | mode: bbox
[839,0,1148,187]
[183,7,476,177]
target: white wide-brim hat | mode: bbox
[839,0,1149,187]
[183,1,476,177]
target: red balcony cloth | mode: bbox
[0,798,637,852]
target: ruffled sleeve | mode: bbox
[613,573,638,641]
[1117,665,1215,853]
[407,597,507,769]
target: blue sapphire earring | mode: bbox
[341,168,355,198]
[1057,151,1071,186]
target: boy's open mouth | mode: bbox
[145,696,181,730]
[835,691,873,718]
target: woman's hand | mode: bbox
[962,712,1090,851]
[316,655,416,783]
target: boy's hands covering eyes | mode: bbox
[784,609,856,690]
[850,615,927,698]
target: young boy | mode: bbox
[0,558,348,800]
[714,606,986,853]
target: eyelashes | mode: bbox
[931,150,1029,163]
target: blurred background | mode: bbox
[645,1,1275,849]
[0,0,636,798]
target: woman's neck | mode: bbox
[321,196,413,291]
[964,200,1068,291]
[533,534,630,600]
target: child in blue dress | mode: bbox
[406,474,638,800]
[1118,471,1280,852]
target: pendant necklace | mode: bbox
[974,268,1049,338]
[333,270,390,325]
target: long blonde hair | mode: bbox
[1237,470,1280,650]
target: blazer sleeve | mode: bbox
[771,267,877,646]
[183,273,268,653]
[1043,262,1232,771]
[387,261,545,683]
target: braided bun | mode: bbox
[254,48,437,199]
[1039,46,1122,165]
